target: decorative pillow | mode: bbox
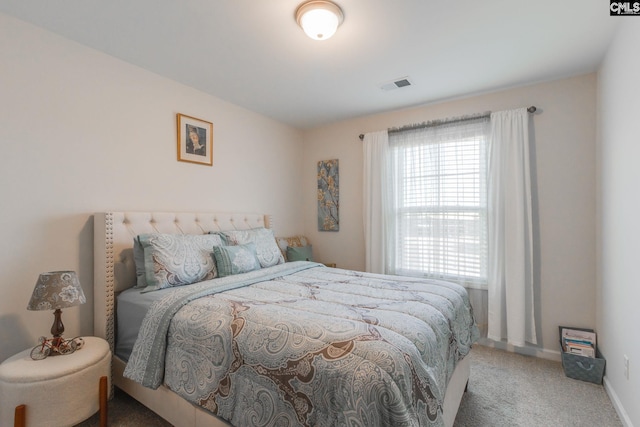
[212,243,261,277]
[218,228,284,268]
[276,235,309,261]
[133,236,148,288]
[286,245,313,262]
[138,233,224,292]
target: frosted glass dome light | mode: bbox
[296,1,344,41]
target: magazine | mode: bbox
[561,327,596,358]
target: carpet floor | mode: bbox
[77,345,622,426]
[454,345,621,426]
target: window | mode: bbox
[389,117,489,289]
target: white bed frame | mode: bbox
[94,211,469,427]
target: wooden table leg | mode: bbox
[99,376,108,427]
[14,404,25,427]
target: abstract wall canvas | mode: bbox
[317,159,339,231]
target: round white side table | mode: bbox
[0,336,111,427]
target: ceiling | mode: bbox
[0,0,619,129]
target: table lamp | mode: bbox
[27,271,86,352]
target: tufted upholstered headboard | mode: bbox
[93,211,271,351]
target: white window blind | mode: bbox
[389,116,489,289]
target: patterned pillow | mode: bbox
[138,233,223,292]
[218,228,284,268]
[212,243,262,277]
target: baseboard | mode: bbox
[603,377,634,427]
[476,338,562,362]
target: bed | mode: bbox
[94,211,478,427]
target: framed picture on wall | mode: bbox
[317,159,339,231]
[177,113,213,166]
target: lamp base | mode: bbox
[51,308,65,339]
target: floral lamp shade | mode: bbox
[27,271,86,342]
[27,271,86,311]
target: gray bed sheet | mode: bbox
[116,286,173,361]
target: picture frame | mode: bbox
[176,113,213,166]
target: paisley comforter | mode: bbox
[124,262,479,427]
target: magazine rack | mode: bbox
[558,326,605,384]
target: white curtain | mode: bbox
[362,130,390,274]
[487,108,537,346]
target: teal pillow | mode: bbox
[212,243,261,277]
[133,236,148,289]
[286,245,313,262]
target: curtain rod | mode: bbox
[358,106,538,140]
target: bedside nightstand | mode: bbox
[0,336,111,427]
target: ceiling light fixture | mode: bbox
[295,1,344,41]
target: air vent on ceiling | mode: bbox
[380,76,413,91]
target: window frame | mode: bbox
[389,118,489,289]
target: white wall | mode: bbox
[597,20,640,427]
[0,14,304,362]
[303,74,597,357]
